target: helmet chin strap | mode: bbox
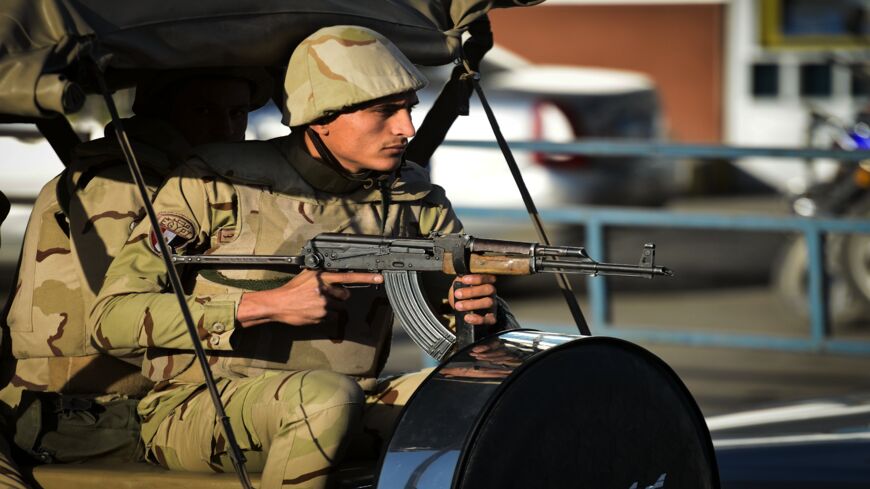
[305,127,388,184]
[304,127,396,235]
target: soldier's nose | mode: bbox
[393,109,415,138]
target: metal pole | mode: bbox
[470,76,591,336]
[805,228,831,345]
[88,62,254,489]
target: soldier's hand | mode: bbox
[238,270,383,327]
[449,274,498,326]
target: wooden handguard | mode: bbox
[442,253,531,275]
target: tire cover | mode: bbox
[376,330,719,489]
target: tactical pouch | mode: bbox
[12,391,143,464]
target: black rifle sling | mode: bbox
[404,15,493,166]
[468,73,592,337]
[87,62,254,489]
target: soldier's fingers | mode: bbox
[462,313,482,325]
[321,284,351,301]
[458,274,496,286]
[321,272,384,285]
[454,297,495,312]
[463,312,497,326]
[453,284,496,300]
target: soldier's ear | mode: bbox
[309,123,330,137]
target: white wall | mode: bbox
[724,0,865,195]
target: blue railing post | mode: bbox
[585,218,611,331]
[805,227,831,346]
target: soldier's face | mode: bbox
[314,93,418,174]
[168,78,252,146]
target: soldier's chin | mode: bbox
[376,156,403,172]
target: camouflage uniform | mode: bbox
[4,118,188,394]
[91,133,460,487]
[0,117,189,483]
[90,25,480,488]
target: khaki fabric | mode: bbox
[91,134,461,388]
[0,116,188,487]
[283,26,427,126]
[142,369,432,489]
[146,370,363,489]
[89,133,462,484]
[4,116,186,396]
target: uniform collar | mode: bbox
[276,132,372,194]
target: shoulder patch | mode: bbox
[149,213,196,255]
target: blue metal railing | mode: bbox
[442,139,870,356]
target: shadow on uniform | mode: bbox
[0,69,272,481]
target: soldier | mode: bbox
[0,68,270,485]
[90,26,510,488]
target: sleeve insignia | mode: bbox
[149,213,196,255]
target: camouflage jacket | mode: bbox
[91,132,462,387]
[3,117,188,396]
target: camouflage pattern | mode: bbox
[3,117,187,397]
[145,370,363,489]
[91,133,461,385]
[140,369,433,488]
[89,133,461,484]
[0,117,188,488]
[283,25,427,126]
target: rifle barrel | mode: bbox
[537,259,672,278]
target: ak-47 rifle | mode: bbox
[172,233,672,361]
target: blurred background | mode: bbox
[2,0,870,430]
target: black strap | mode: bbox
[405,15,493,166]
[87,60,254,489]
[305,128,374,183]
[470,76,592,337]
[55,167,72,222]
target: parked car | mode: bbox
[249,46,685,243]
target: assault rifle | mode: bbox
[172,233,672,360]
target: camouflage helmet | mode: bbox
[283,25,427,127]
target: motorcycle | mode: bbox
[774,106,870,327]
